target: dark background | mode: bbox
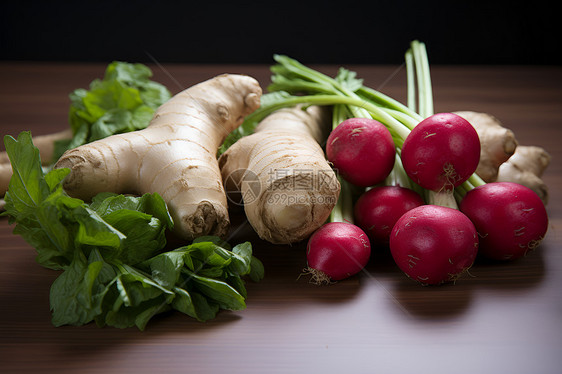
[1,1,559,65]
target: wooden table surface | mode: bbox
[1,62,561,374]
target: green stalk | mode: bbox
[357,88,423,128]
[406,40,487,207]
[411,40,434,118]
[266,58,421,146]
[386,151,425,197]
[329,104,356,224]
[406,40,458,208]
[405,49,416,113]
[272,54,362,99]
[243,94,412,147]
[329,176,355,224]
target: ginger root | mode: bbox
[454,111,518,182]
[0,128,73,197]
[219,105,340,244]
[454,111,550,204]
[496,145,551,205]
[54,74,262,240]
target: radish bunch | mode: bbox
[321,111,548,286]
[325,113,484,285]
[261,42,549,286]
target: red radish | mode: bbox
[401,113,480,191]
[390,205,478,285]
[459,182,548,261]
[326,118,395,187]
[306,222,371,283]
[354,185,424,246]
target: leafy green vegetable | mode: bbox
[53,61,171,161]
[3,132,124,269]
[3,132,264,330]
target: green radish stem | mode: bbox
[405,41,449,206]
[329,104,356,224]
[405,49,417,113]
[243,94,411,146]
[405,40,486,206]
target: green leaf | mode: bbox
[192,235,231,250]
[87,192,173,264]
[64,61,171,155]
[104,61,152,86]
[198,266,226,278]
[91,192,173,230]
[226,275,247,299]
[102,210,165,264]
[104,293,172,330]
[44,168,70,192]
[138,81,174,109]
[3,132,124,269]
[185,269,246,311]
[49,251,109,327]
[229,242,252,275]
[72,206,125,249]
[100,264,174,329]
[3,132,50,215]
[89,109,134,141]
[189,291,220,321]
[188,241,232,268]
[143,250,186,289]
[131,105,157,130]
[249,256,265,282]
[171,287,199,320]
[115,264,173,307]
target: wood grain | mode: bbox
[1,62,561,374]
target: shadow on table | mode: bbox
[383,246,546,320]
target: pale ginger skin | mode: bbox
[219,105,340,245]
[453,111,550,203]
[454,111,518,182]
[54,74,262,240]
[497,145,551,205]
[1,128,73,196]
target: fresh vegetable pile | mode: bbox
[226,40,549,285]
[0,40,551,330]
[1,64,264,330]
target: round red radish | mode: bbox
[401,113,480,191]
[459,182,548,261]
[390,205,478,285]
[326,118,395,187]
[306,222,371,283]
[354,185,424,247]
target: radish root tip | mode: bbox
[299,267,334,285]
